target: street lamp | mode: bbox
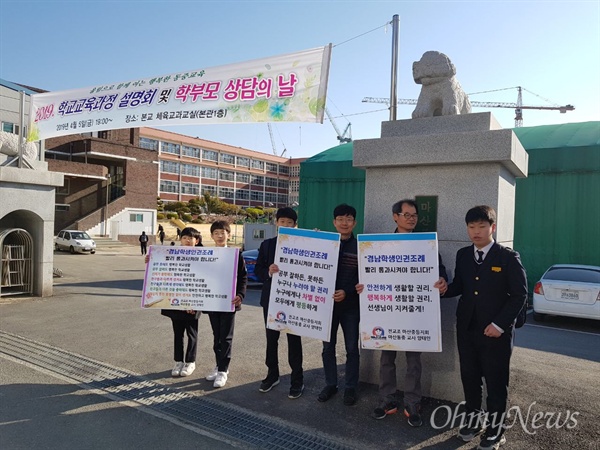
[105,174,111,236]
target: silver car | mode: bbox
[533,264,600,321]
[55,230,96,254]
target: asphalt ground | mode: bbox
[1,245,599,449]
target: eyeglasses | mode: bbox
[335,217,355,224]
[396,213,418,220]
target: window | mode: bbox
[266,162,278,172]
[181,163,199,177]
[220,152,235,164]
[544,267,600,284]
[290,165,301,177]
[251,159,264,170]
[253,230,266,239]
[218,187,234,199]
[181,183,199,195]
[201,167,217,179]
[278,194,288,204]
[251,191,264,201]
[265,177,278,187]
[265,192,277,203]
[278,179,289,189]
[55,204,70,212]
[251,175,264,185]
[1,121,19,135]
[279,165,290,175]
[219,170,235,181]
[202,149,218,161]
[182,145,201,158]
[201,185,217,196]
[161,141,180,155]
[290,180,299,191]
[160,160,180,174]
[139,137,159,151]
[160,180,179,193]
[236,189,249,200]
[236,156,250,167]
[56,179,70,195]
[236,172,250,184]
[130,213,143,222]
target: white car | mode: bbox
[55,230,96,254]
[533,264,600,321]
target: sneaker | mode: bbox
[171,361,184,377]
[288,384,305,399]
[205,366,218,381]
[317,385,338,402]
[372,400,399,419]
[180,362,196,377]
[477,432,506,450]
[213,371,228,388]
[259,377,280,393]
[343,388,357,406]
[457,424,485,442]
[404,403,423,427]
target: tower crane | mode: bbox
[267,123,286,157]
[325,106,352,143]
[362,86,575,127]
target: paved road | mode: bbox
[1,246,598,449]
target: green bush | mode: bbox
[157,213,166,220]
[191,218,203,224]
[166,212,178,219]
[182,213,193,222]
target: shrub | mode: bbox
[166,212,178,219]
[182,213,193,222]
[157,213,166,220]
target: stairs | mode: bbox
[92,236,132,249]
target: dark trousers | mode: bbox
[208,311,236,372]
[262,306,303,388]
[322,307,360,389]
[140,243,147,255]
[379,350,422,407]
[457,327,513,436]
[171,318,198,363]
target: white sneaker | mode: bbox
[180,362,196,377]
[213,371,228,388]
[206,366,219,381]
[171,361,184,377]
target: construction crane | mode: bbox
[362,86,575,127]
[325,106,352,143]
[267,123,286,157]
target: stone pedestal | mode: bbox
[353,112,528,403]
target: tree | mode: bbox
[199,192,223,215]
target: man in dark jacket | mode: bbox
[317,204,361,406]
[255,207,304,399]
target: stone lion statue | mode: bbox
[0,131,38,160]
[412,51,471,118]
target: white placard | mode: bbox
[266,227,340,341]
[142,245,239,312]
[358,233,442,352]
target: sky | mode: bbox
[1,0,599,159]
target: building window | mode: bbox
[181,163,199,177]
[251,175,264,186]
[182,145,200,158]
[265,177,278,187]
[219,170,235,181]
[290,180,300,191]
[290,165,300,177]
[265,192,277,203]
[251,159,264,170]
[161,141,180,155]
[218,187,234,199]
[236,156,250,167]
[253,229,266,239]
[266,162,278,172]
[278,194,288,204]
[1,121,19,135]
[160,180,179,193]
[279,165,290,175]
[202,149,218,161]
[130,213,143,222]
[139,137,159,151]
[220,152,235,165]
[201,167,217,179]
[236,189,250,200]
[236,172,250,184]
[181,183,199,195]
[201,185,217,196]
[160,160,180,174]
[56,179,70,195]
[251,191,264,201]
[55,204,70,212]
[278,179,289,189]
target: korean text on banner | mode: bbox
[29,45,332,141]
[358,233,442,352]
[142,245,239,312]
[266,227,340,342]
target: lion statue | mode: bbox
[411,51,471,119]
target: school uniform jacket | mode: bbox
[445,242,527,332]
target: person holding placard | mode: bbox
[205,221,248,388]
[318,204,361,406]
[439,206,527,450]
[256,207,305,399]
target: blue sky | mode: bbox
[1,1,598,158]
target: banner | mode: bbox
[142,245,239,312]
[358,233,442,352]
[266,227,340,342]
[29,45,332,141]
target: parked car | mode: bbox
[242,248,260,283]
[55,230,96,254]
[533,264,600,321]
